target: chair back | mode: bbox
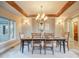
[44,33,54,44]
[44,33,54,39]
[32,33,41,43]
[19,33,25,39]
[64,32,70,41]
[32,33,41,39]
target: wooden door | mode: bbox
[74,22,78,48]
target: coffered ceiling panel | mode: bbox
[15,1,67,15]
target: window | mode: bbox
[0,17,16,42]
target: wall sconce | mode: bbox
[56,19,63,25]
[22,16,30,25]
[23,20,27,24]
[23,19,30,25]
[55,17,66,25]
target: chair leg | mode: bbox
[20,42,22,51]
[44,46,46,54]
[67,42,69,51]
[32,47,34,54]
[40,47,41,54]
[20,44,22,51]
[21,42,24,53]
[56,41,60,47]
[28,42,30,52]
[40,46,41,54]
[68,46,69,51]
[51,47,54,55]
[60,41,61,52]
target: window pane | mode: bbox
[0,17,16,42]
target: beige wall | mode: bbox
[21,17,55,36]
[21,17,66,37]
[22,17,32,36]
[32,17,55,33]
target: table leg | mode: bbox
[63,40,65,53]
[22,41,24,53]
[28,41,30,52]
[60,41,61,52]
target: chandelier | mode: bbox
[36,5,48,22]
[35,5,48,32]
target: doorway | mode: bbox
[74,22,78,48]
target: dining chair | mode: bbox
[64,32,70,50]
[59,32,70,52]
[31,33,42,54]
[19,33,30,53]
[44,33,54,54]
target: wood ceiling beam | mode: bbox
[56,1,76,16]
[27,14,57,17]
[6,1,28,16]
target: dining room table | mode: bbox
[20,37,66,53]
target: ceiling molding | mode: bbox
[27,14,57,17]
[6,1,28,16]
[6,1,76,17]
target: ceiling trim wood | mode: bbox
[6,1,28,16]
[27,14,57,17]
[6,1,76,17]
[56,1,76,16]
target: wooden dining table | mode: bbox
[21,37,66,53]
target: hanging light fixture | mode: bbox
[35,5,48,32]
[36,5,48,22]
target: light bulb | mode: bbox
[41,13,45,19]
[36,14,40,20]
[44,16,48,21]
